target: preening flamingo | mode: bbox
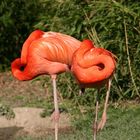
[71,40,116,140]
[11,30,81,140]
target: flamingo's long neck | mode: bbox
[74,40,95,68]
[11,58,34,80]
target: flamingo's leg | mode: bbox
[97,79,112,131]
[51,75,60,140]
[93,89,100,140]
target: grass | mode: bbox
[98,106,140,140]
[0,103,15,119]
[14,103,140,140]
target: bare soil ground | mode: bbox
[0,107,71,140]
[0,71,49,107]
[0,72,72,140]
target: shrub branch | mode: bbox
[123,19,139,97]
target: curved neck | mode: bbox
[11,58,33,80]
[76,40,95,67]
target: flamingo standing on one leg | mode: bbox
[71,40,116,140]
[11,30,81,140]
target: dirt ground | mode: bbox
[0,71,50,107]
[0,107,71,140]
[0,72,72,140]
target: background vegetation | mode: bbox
[0,0,140,101]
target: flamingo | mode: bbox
[71,40,116,140]
[11,30,81,140]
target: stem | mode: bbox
[113,74,123,100]
[123,19,139,97]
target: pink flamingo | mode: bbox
[71,40,116,140]
[11,30,81,140]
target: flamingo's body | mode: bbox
[12,30,81,80]
[11,30,81,140]
[71,40,116,139]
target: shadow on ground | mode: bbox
[0,126,23,140]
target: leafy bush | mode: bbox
[0,0,45,70]
[0,0,140,101]
[35,0,140,100]
[82,0,140,100]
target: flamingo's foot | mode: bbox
[97,112,107,131]
[51,110,60,122]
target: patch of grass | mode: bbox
[0,103,15,119]
[15,104,140,140]
[97,106,140,140]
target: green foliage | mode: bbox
[0,0,140,100]
[34,0,87,39]
[36,0,140,100]
[82,0,140,99]
[0,0,45,70]
[0,103,15,119]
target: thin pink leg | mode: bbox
[51,75,60,140]
[93,89,100,140]
[97,79,112,131]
